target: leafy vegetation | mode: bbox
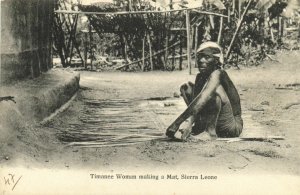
[53,0,300,70]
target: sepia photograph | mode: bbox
[1,0,300,194]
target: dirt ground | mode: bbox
[1,51,300,187]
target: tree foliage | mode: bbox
[78,4,187,70]
[53,0,299,70]
[220,0,295,67]
[53,0,83,67]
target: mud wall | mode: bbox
[0,0,54,84]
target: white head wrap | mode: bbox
[197,41,224,65]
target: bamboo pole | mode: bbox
[238,0,241,18]
[171,34,175,69]
[186,10,191,74]
[142,36,145,71]
[147,33,153,71]
[165,32,169,69]
[228,7,230,23]
[89,23,93,70]
[49,0,54,69]
[179,34,183,70]
[282,17,286,37]
[278,16,283,39]
[261,13,266,52]
[37,0,43,72]
[116,41,181,70]
[225,0,254,59]
[189,10,228,18]
[128,0,132,11]
[124,36,128,63]
[55,7,228,17]
[191,25,195,49]
[84,32,88,69]
[209,15,215,29]
[217,16,223,44]
[68,15,79,65]
[233,0,235,15]
[194,25,198,68]
[270,23,275,43]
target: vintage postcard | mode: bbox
[1,0,300,194]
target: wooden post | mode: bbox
[128,0,132,11]
[186,10,191,74]
[142,36,145,71]
[89,23,93,70]
[68,14,79,67]
[179,34,183,70]
[194,25,198,68]
[278,16,284,39]
[84,32,88,69]
[165,31,169,69]
[298,21,300,38]
[282,17,286,37]
[123,36,128,63]
[217,16,223,44]
[209,15,215,29]
[269,21,275,43]
[49,0,54,69]
[232,0,235,16]
[171,34,175,69]
[262,13,265,45]
[147,33,153,71]
[238,0,241,18]
[37,0,42,73]
[228,7,230,23]
[191,25,195,49]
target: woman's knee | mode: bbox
[180,82,194,95]
[180,82,194,105]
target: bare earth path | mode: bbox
[1,51,300,194]
[19,51,300,172]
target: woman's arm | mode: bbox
[166,70,222,137]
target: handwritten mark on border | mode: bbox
[3,174,22,191]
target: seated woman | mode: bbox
[166,41,243,140]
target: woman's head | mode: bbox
[196,42,224,74]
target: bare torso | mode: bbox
[195,70,242,117]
